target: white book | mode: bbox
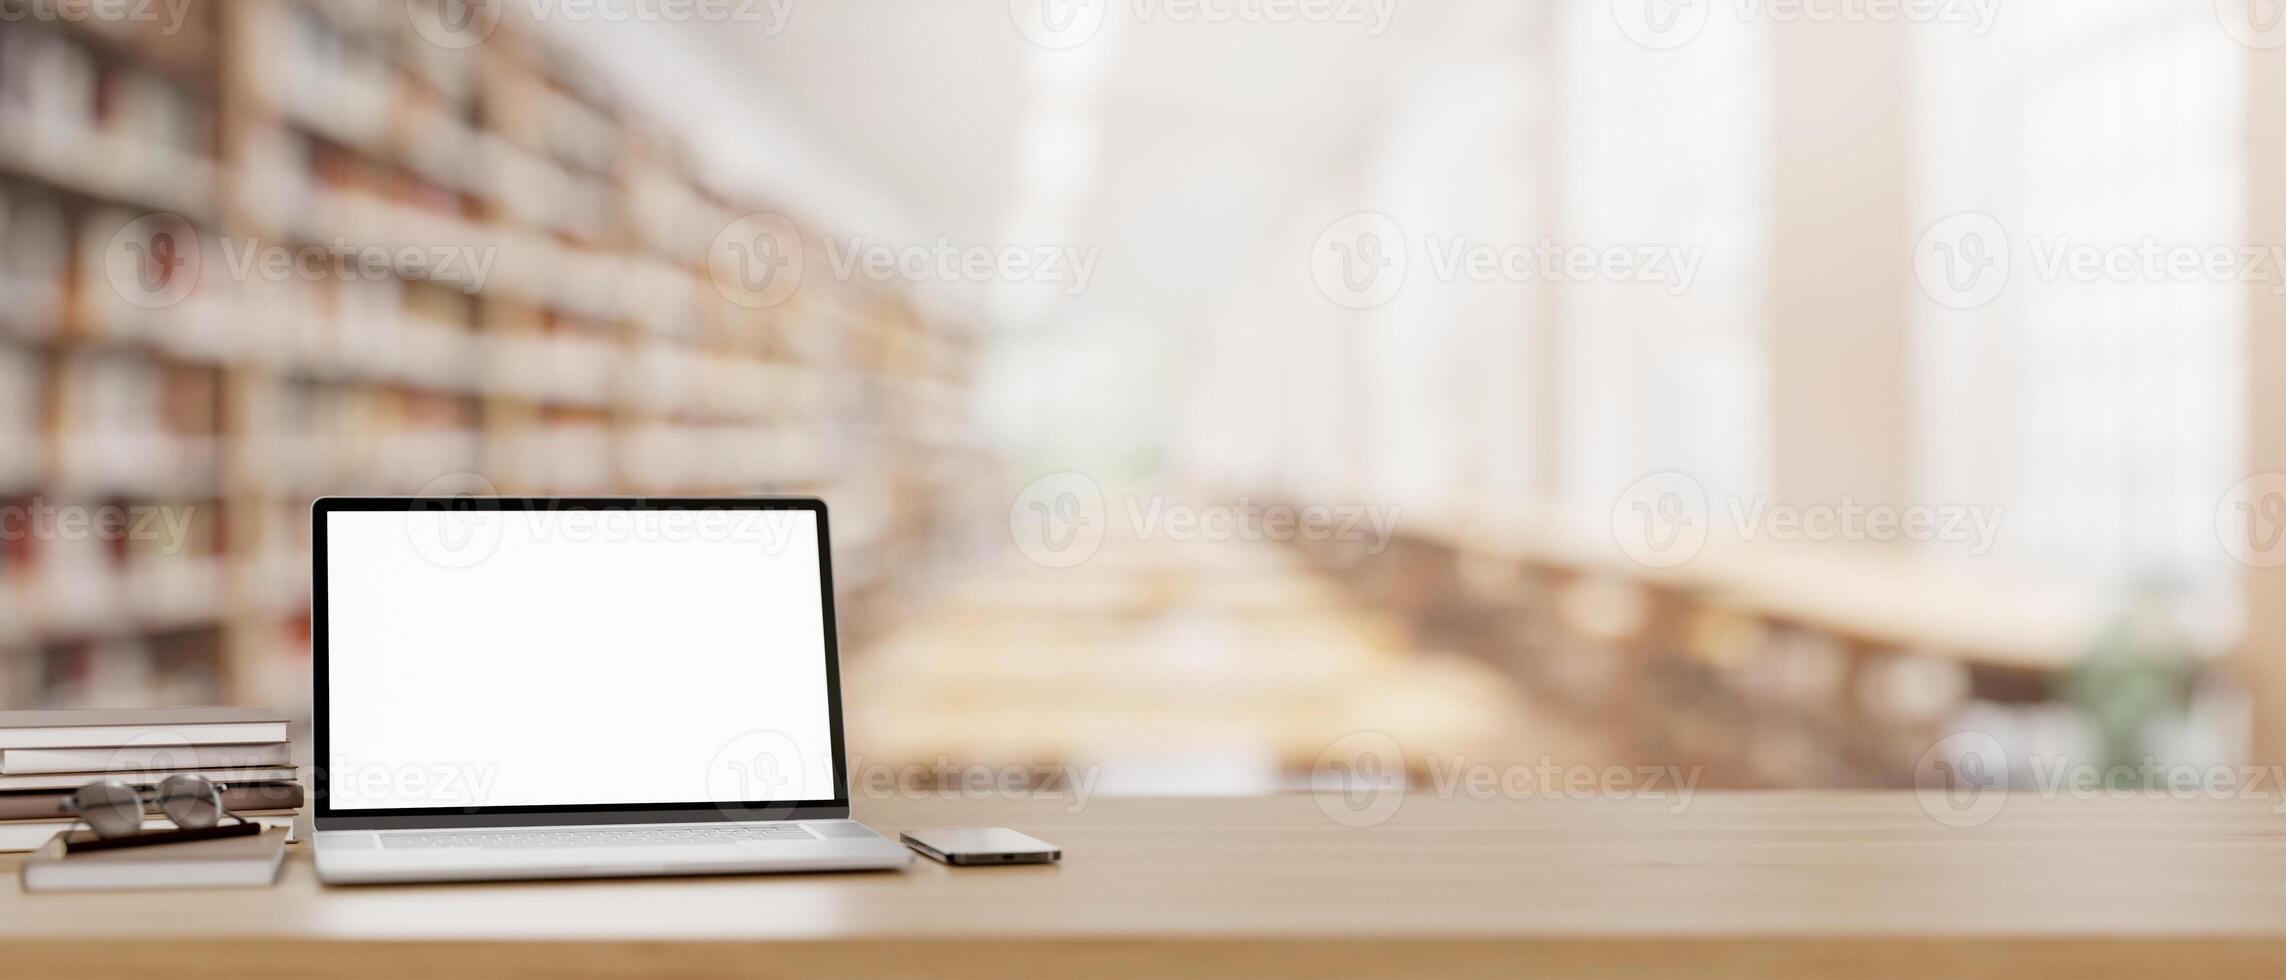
[0,742,291,774]
[0,814,297,853]
[0,766,297,791]
[0,708,288,750]
[21,826,290,891]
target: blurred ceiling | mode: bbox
[556,0,1525,326]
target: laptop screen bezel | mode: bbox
[310,497,853,829]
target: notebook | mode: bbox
[0,766,298,792]
[0,741,292,774]
[0,781,303,821]
[0,814,297,853]
[21,825,289,891]
[0,708,289,750]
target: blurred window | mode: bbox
[1356,53,1541,509]
[1913,3,2246,619]
[1556,5,1774,520]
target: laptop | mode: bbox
[309,497,911,884]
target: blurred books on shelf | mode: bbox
[0,707,301,852]
[0,0,987,715]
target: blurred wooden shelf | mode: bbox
[0,1,986,712]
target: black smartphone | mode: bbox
[899,828,1062,866]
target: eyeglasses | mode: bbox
[62,773,250,841]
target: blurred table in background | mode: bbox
[844,530,1601,792]
[1280,492,2199,788]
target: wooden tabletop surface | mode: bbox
[7,792,2286,978]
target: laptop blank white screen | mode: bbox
[322,507,838,811]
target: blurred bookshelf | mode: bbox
[0,0,993,716]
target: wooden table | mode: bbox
[7,792,2286,978]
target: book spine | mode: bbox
[0,782,302,820]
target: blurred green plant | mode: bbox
[2058,589,2197,788]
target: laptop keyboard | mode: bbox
[379,824,815,849]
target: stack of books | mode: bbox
[0,708,301,852]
